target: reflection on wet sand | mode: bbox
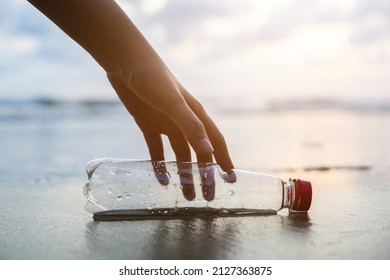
[279,212,312,231]
[84,213,313,259]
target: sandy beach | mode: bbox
[0,99,389,259]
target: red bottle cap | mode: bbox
[291,179,312,211]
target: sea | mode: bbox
[1,96,390,260]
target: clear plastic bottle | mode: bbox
[83,158,312,220]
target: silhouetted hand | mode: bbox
[28,0,236,201]
[106,60,234,172]
[107,63,235,200]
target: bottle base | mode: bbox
[92,207,278,221]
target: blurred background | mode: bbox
[1,0,389,107]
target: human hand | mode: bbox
[106,60,235,200]
[107,61,234,167]
[27,0,236,201]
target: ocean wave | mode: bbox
[0,97,122,123]
[218,97,390,114]
[266,98,390,111]
[2,96,390,123]
[0,97,120,107]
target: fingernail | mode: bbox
[223,169,237,183]
[198,137,214,154]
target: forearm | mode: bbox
[27,0,159,72]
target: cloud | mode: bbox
[125,1,349,63]
[150,0,245,40]
[0,0,111,99]
[352,0,390,18]
[1,0,389,101]
[133,0,390,57]
[349,0,390,45]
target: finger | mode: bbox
[196,150,213,164]
[128,69,214,156]
[177,162,196,201]
[196,144,236,184]
[222,169,237,183]
[200,115,236,183]
[158,95,214,156]
[180,89,234,172]
[143,133,170,185]
[167,134,196,200]
[143,133,164,161]
[196,147,215,201]
[204,117,234,172]
[152,160,170,186]
[168,133,191,163]
[198,162,215,201]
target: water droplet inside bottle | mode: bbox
[107,188,112,194]
[126,194,130,199]
[117,196,123,201]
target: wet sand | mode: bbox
[0,104,389,259]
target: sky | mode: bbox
[1,0,389,105]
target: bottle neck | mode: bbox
[282,179,295,210]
